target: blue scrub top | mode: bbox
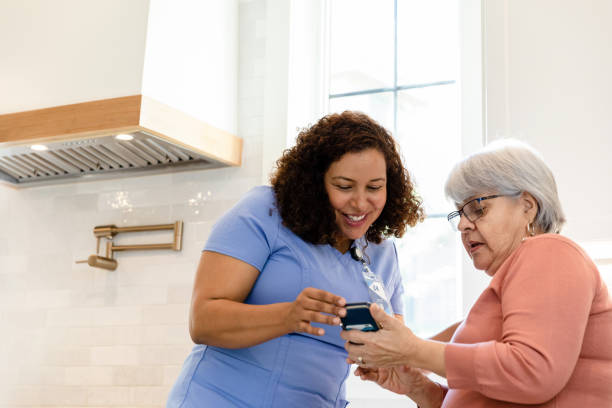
[167,186,404,408]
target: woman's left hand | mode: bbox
[340,303,418,368]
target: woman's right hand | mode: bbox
[284,287,346,336]
[354,366,444,408]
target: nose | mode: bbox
[457,213,475,232]
[349,190,367,211]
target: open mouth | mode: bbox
[469,241,484,253]
[343,213,367,226]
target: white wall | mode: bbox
[483,0,612,243]
[0,0,266,405]
[142,0,239,134]
[0,0,150,113]
[459,0,612,313]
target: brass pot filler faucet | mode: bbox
[76,221,183,271]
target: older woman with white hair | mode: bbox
[341,139,612,407]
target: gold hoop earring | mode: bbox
[527,222,536,236]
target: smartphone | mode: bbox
[340,302,379,332]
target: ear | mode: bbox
[520,192,539,221]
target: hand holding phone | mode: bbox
[340,302,380,332]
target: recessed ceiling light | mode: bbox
[115,133,134,141]
[31,144,48,151]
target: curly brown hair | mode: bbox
[270,111,424,245]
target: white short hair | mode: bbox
[444,139,566,233]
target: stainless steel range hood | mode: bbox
[0,95,243,186]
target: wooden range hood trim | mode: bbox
[0,95,242,167]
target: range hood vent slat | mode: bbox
[7,156,37,178]
[30,153,64,175]
[132,140,165,163]
[84,146,121,169]
[50,151,87,173]
[146,139,180,163]
[160,142,191,162]
[42,151,81,174]
[74,147,111,170]
[105,143,147,167]
[54,150,89,172]
[66,148,99,171]
[0,159,25,179]
[117,141,155,165]
[19,154,55,176]
[141,139,171,162]
[96,145,130,168]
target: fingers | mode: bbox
[302,309,340,326]
[299,296,346,319]
[301,287,346,313]
[303,287,346,305]
[340,328,368,345]
[343,340,367,366]
[288,288,347,336]
[369,303,394,327]
[297,321,325,336]
[358,370,379,382]
[354,366,379,382]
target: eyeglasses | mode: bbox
[447,194,510,231]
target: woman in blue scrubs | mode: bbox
[167,111,424,407]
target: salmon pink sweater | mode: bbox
[443,234,612,407]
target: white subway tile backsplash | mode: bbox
[42,385,90,405]
[53,193,99,214]
[44,347,92,366]
[26,289,73,308]
[86,386,132,405]
[162,365,183,386]
[91,346,141,366]
[115,286,167,306]
[113,366,164,386]
[0,255,28,275]
[2,308,47,329]
[139,345,194,366]
[92,306,143,327]
[0,237,8,256]
[141,325,191,346]
[113,326,145,346]
[141,304,189,325]
[6,386,43,405]
[131,385,170,406]
[116,266,169,287]
[166,286,192,304]
[0,289,26,305]
[47,308,93,327]
[65,367,114,386]
[14,365,66,386]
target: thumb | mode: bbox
[370,303,394,328]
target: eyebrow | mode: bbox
[331,176,386,182]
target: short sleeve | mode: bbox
[204,186,281,272]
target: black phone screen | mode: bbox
[341,302,379,331]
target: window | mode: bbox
[327,0,461,403]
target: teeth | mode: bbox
[347,214,365,221]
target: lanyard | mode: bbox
[350,245,393,315]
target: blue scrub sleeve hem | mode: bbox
[202,246,264,272]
